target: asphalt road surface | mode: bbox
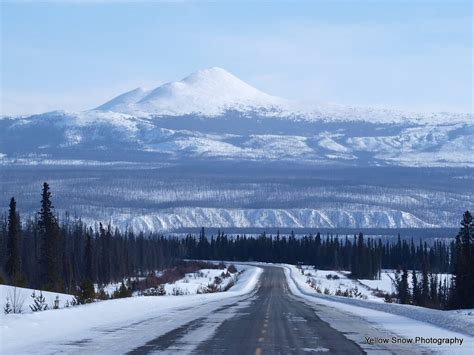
[129,266,364,354]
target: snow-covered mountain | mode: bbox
[1,67,472,167]
[1,68,472,231]
[93,66,470,123]
[96,67,287,117]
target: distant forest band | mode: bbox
[1,183,473,310]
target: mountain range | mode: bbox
[1,67,472,167]
[1,68,472,231]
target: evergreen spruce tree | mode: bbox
[74,279,95,304]
[450,211,474,309]
[421,258,430,306]
[29,291,48,312]
[4,298,12,314]
[84,232,94,282]
[38,182,63,292]
[429,273,439,308]
[411,269,421,305]
[449,233,462,308]
[397,266,410,304]
[75,232,95,304]
[5,198,22,285]
[0,215,7,282]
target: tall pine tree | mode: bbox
[450,211,474,309]
[38,182,63,292]
[5,197,22,285]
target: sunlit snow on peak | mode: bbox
[95,67,287,117]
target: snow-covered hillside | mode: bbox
[0,285,75,314]
[1,67,472,231]
[96,67,286,117]
[92,66,471,124]
[98,206,436,232]
[1,67,472,167]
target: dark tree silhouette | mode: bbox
[38,182,63,291]
[5,197,22,285]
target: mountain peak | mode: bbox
[187,66,235,79]
[181,67,246,86]
[95,67,285,116]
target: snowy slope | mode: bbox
[96,67,286,117]
[96,88,148,112]
[92,66,471,124]
[0,285,75,314]
[95,206,436,232]
[0,266,262,354]
[1,67,472,167]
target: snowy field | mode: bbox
[99,267,239,297]
[161,268,238,295]
[0,286,75,314]
[0,266,239,317]
[299,266,451,303]
[0,265,262,353]
[284,264,474,353]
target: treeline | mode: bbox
[0,183,184,294]
[182,228,451,279]
[393,211,474,309]
[1,183,472,310]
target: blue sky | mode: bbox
[1,0,472,115]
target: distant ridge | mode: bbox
[92,67,472,124]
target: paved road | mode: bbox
[130,266,363,354]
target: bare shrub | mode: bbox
[6,287,27,314]
[227,264,238,274]
[135,261,222,292]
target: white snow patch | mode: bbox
[0,285,75,314]
[0,266,262,354]
[284,264,474,353]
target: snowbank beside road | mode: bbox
[283,264,474,353]
[300,266,451,303]
[162,268,238,295]
[0,266,262,354]
[0,286,75,314]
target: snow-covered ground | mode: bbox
[98,267,238,297]
[359,269,451,296]
[162,268,238,295]
[2,264,473,354]
[0,285,75,314]
[284,264,474,353]
[299,266,451,303]
[0,265,262,353]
